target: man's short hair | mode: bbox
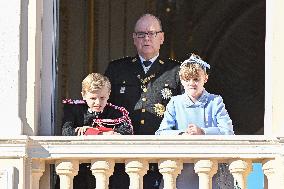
[134,13,163,31]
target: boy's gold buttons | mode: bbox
[140,120,145,125]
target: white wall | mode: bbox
[0,0,22,135]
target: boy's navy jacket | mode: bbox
[61,100,133,136]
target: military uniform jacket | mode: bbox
[105,55,182,135]
[61,100,133,136]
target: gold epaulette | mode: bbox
[110,56,132,63]
[168,58,182,64]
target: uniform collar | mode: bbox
[87,108,102,115]
[183,90,209,107]
[139,54,159,65]
[139,54,159,73]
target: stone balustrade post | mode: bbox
[194,160,218,189]
[275,155,284,186]
[32,159,45,189]
[55,160,79,189]
[229,159,252,189]
[125,160,149,189]
[159,160,183,189]
[263,159,276,188]
[91,160,115,189]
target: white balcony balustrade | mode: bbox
[0,135,283,189]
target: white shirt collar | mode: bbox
[139,54,159,73]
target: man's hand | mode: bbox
[184,124,205,135]
[75,126,93,136]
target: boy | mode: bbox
[60,73,132,189]
[62,73,133,136]
[155,53,234,189]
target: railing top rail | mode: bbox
[28,135,283,160]
[1,136,283,161]
[29,135,282,142]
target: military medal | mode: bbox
[120,81,126,93]
[153,103,165,117]
[161,84,172,99]
[120,86,125,93]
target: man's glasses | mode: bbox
[135,31,163,38]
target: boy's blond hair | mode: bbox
[81,73,111,95]
[179,63,207,81]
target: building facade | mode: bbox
[0,0,284,188]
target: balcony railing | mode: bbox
[0,135,284,189]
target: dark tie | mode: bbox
[143,60,152,67]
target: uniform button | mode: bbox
[142,98,146,101]
[143,88,147,92]
[140,120,145,125]
[141,109,146,112]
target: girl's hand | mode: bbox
[185,124,205,135]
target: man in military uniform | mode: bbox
[105,14,182,189]
[105,14,181,135]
